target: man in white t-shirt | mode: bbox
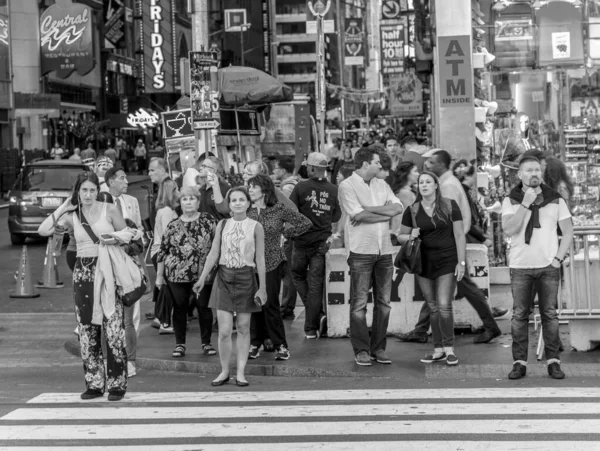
[502,156,573,381]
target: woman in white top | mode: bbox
[194,186,266,387]
[38,172,128,401]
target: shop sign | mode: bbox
[161,109,193,139]
[189,51,220,130]
[382,0,401,21]
[0,12,10,84]
[40,0,94,79]
[437,35,473,107]
[105,5,125,48]
[380,23,404,75]
[344,18,364,66]
[127,108,159,129]
[14,93,61,110]
[141,0,176,93]
[389,73,423,117]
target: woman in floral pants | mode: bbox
[38,172,129,401]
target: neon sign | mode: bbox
[127,108,159,129]
[40,9,89,51]
[141,0,175,93]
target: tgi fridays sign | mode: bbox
[437,36,473,107]
[40,0,94,79]
[140,0,176,93]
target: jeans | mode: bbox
[416,273,456,349]
[281,239,298,314]
[348,252,393,355]
[251,263,288,348]
[292,241,329,334]
[124,302,140,361]
[510,265,561,362]
[412,272,499,335]
[166,280,213,346]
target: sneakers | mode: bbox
[473,328,501,344]
[548,362,565,380]
[159,325,174,335]
[508,362,527,380]
[420,353,447,363]
[275,345,290,361]
[108,390,125,402]
[446,353,459,366]
[318,316,328,338]
[127,361,137,378]
[396,330,428,343]
[305,332,318,339]
[370,349,392,364]
[492,307,509,318]
[151,318,161,329]
[248,345,261,359]
[355,351,372,366]
[80,389,103,400]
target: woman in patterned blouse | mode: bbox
[247,174,312,361]
[156,186,217,359]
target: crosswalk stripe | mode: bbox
[4,402,600,421]
[0,443,595,451]
[3,419,600,440]
[26,387,600,404]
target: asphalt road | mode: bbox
[2,179,600,449]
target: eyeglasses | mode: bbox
[200,164,215,171]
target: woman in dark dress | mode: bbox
[397,171,466,366]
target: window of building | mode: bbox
[276,22,307,35]
[287,83,315,95]
[278,42,316,55]
[275,0,308,15]
[278,62,316,75]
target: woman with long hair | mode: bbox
[155,186,217,359]
[246,174,311,361]
[397,171,466,366]
[544,157,574,207]
[194,186,267,387]
[391,161,419,242]
[38,172,129,401]
[332,145,354,184]
[150,179,179,333]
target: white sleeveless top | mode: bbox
[73,203,115,258]
[219,218,258,268]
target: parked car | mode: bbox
[8,160,90,245]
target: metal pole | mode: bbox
[317,15,326,152]
[192,0,212,160]
[336,0,346,139]
[240,26,245,66]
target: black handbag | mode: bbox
[205,218,228,284]
[394,203,422,274]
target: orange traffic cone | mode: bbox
[10,246,40,298]
[36,237,64,289]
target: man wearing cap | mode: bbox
[290,152,342,339]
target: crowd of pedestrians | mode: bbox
[36,134,575,400]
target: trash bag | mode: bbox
[155,284,173,326]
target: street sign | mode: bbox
[224,9,247,32]
[162,109,193,139]
[382,0,401,20]
[194,119,221,130]
[307,19,334,34]
[189,51,220,130]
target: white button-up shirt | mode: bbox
[338,172,401,255]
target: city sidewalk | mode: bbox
[64,285,600,380]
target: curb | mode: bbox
[63,340,369,378]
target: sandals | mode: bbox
[172,344,186,358]
[203,344,217,356]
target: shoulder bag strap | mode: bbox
[76,209,100,244]
[410,202,419,229]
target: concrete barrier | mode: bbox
[325,244,491,338]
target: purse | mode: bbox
[77,209,147,306]
[394,203,422,274]
[205,218,228,284]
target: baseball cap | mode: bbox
[306,152,328,168]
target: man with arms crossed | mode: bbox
[502,156,573,380]
[338,146,403,366]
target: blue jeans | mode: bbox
[292,241,329,334]
[510,265,561,362]
[347,252,393,355]
[416,273,456,349]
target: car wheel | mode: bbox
[10,233,26,246]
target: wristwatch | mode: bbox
[554,256,564,264]
[459,261,466,266]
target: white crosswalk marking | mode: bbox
[1,388,600,450]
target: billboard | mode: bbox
[140,0,176,93]
[344,18,364,66]
[437,36,473,108]
[380,22,404,75]
[388,73,423,117]
[40,0,94,79]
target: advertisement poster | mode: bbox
[105,0,126,49]
[344,18,364,66]
[389,73,423,117]
[189,51,220,130]
[437,35,473,108]
[380,23,404,75]
[494,19,533,41]
[552,32,571,59]
[40,0,94,79]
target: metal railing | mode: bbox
[561,226,600,319]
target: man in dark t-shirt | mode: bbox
[290,152,342,339]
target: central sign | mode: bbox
[437,35,473,108]
[39,0,94,79]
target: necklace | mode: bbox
[422,202,435,210]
